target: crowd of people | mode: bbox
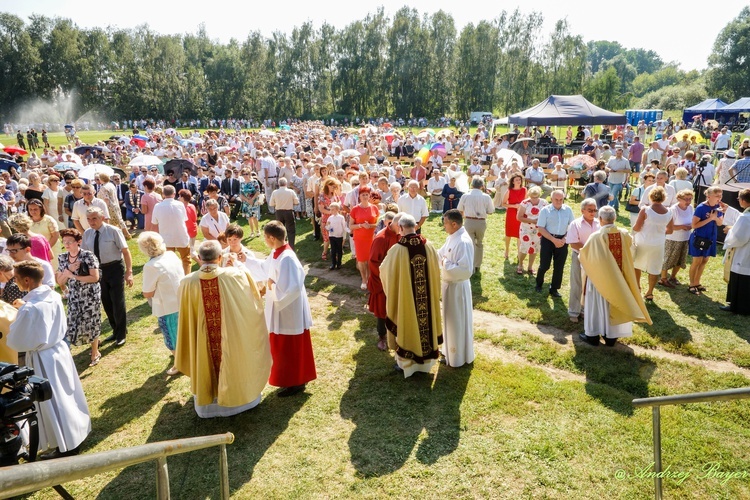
[1,118,748,462]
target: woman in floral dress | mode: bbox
[318,178,341,260]
[56,228,102,366]
[516,186,547,275]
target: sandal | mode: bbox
[644,294,654,301]
[697,284,707,292]
[516,267,524,275]
[89,353,101,367]
[688,286,702,295]
[658,278,675,289]
[668,277,681,286]
[527,269,534,276]
[321,252,327,261]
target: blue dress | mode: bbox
[688,202,723,257]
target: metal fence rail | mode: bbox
[0,432,234,499]
[632,387,750,500]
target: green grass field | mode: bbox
[12,129,750,499]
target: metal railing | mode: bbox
[632,387,750,500]
[0,432,234,499]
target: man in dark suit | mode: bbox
[199,168,221,207]
[221,169,241,219]
[112,173,129,221]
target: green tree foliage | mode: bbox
[0,9,731,122]
[707,7,750,102]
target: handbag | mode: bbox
[625,187,641,213]
[692,235,713,251]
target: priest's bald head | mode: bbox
[198,240,223,264]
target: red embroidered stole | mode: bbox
[199,277,223,379]
[607,232,623,271]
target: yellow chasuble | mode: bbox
[579,225,652,326]
[380,234,442,362]
[175,265,272,407]
[0,300,18,364]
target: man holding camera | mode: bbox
[7,261,91,457]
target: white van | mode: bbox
[469,111,493,125]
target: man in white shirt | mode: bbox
[71,184,110,232]
[426,168,447,213]
[713,128,732,151]
[150,185,190,275]
[260,151,278,213]
[606,147,631,213]
[456,176,495,272]
[640,171,676,208]
[525,159,553,197]
[268,177,298,249]
[396,180,429,233]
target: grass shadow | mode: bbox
[572,342,656,416]
[95,391,309,499]
[340,322,472,476]
[640,303,693,346]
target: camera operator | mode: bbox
[7,260,91,458]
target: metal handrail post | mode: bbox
[652,407,662,500]
[219,444,229,500]
[156,457,170,500]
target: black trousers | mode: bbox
[330,236,343,266]
[536,238,568,292]
[377,317,386,339]
[276,209,296,249]
[313,214,321,240]
[101,261,127,341]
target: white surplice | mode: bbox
[260,247,313,335]
[583,279,633,339]
[7,285,91,453]
[437,226,475,367]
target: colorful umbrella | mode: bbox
[382,123,393,129]
[430,142,447,158]
[280,124,291,131]
[416,145,432,164]
[0,159,19,171]
[130,138,147,148]
[3,146,27,156]
[133,134,149,141]
[417,129,435,140]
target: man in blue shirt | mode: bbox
[535,190,575,297]
[730,149,750,183]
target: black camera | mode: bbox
[0,362,52,466]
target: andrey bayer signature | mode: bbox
[615,462,750,485]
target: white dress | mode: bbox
[42,187,63,229]
[633,207,672,275]
[584,279,632,339]
[438,227,475,367]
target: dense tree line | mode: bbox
[0,8,747,122]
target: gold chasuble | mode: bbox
[0,300,18,364]
[579,226,651,326]
[381,233,442,374]
[176,265,272,408]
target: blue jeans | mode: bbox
[608,182,624,211]
[629,160,641,173]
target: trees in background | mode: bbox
[0,9,746,122]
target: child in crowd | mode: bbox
[326,202,347,270]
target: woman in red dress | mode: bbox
[502,173,526,260]
[349,186,380,290]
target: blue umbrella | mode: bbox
[0,159,18,171]
[133,134,149,141]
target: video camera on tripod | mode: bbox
[0,361,52,466]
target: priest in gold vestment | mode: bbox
[578,206,652,346]
[380,213,442,377]
[176,240,272,417]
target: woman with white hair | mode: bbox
[516,186,547,275]
[199,198,230,240]
[138,231,185,375]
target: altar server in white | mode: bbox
[7,260,91,456]
[257,221,316,397]
[437,209,475,367]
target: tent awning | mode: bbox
[721,97,750,112]
[508,95,626,126]
[684,98,728,112]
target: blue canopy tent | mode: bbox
[721,97,750,112]
[681,98,728,123]
[508,95,627,126]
